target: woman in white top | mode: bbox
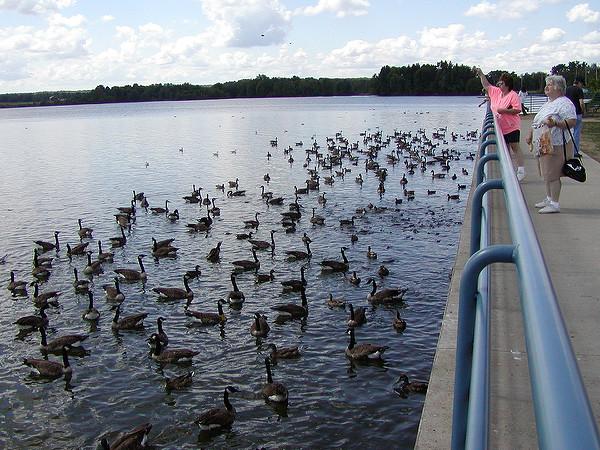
[526,75,576,214]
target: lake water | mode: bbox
[0,96,482,449]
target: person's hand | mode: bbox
[546,117,555,128]
[526,135,532,145]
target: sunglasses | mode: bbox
[496,81,504,86]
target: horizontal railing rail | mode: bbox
[451,105,600,449]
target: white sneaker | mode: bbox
[535,198,550,208]
[539,204,560,214]
[516,167,526,182]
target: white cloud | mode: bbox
[582,31,600,42]
[0,0,75,15]
[465,0,539,19]
[566,3,599,23]
[47,12,85,27]
[540,27,565,42]
[465,1,497,16]
[296,0,370,17]
[101,15,114,22]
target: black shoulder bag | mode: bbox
[562,121,586,182]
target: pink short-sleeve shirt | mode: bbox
[487,85,521,135]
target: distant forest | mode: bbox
[0,60,596,108]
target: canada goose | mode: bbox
[355,174,363,184]
[111,304,147,331]
[185,299,227,325]
[249,230,276,251]
[155,317,168,347]
[320,247,349,272]
[153,275,193,301]
[185,265,202,280]
[448,193,460,200]
[350,234,358,243]
[202,193,211,205]
[83,252,103,275]
[39,327,87,354]
[100,423,152,450]
[346,328,388,361]
[83,291,100,321]
[260,185,273,199]
[150,200,169,214]
[216,183,225,191]
[393,311,407,332]
[349,271,361,286]
[133,190,145,202]
[339,217,355,227]
[295,182,309,195]
[114,212,133,228]
[149,334,198,364]
[77,219,93,239]
[317,192,327,204]
[117,199,136,215]
[400,174,408,185]
[165,371,194,391]
[103,277,125,303]
[378,265,389,277]
[310,208,325,225]
[462,168,469,175]
[394,373,428,396]
[97,241,114,263]
[66,242,89,257]
[256,269,275,284]
[285,240,311,261]
[205,241,222,263]
[7,271,27,292]
[264,173,271,182]
[109,226,127,248]
[244,212,260,229]
[228,178,239,188]
[32,282,61,309]
[115,254,147,282]
[250,313,270,337]
[152,237,175,249]
[427,189,436,195]
[458,183,467,190]
[14,304,49,330]
[167,209,180,221]
[227,273,245,306]
[272,286,308,319]
[452,173,458,180]
[194,386,238,430]
[431,170,446,179]
[232,249,260,271]
[210,198,221,216]
[281,266,307,292]
[227,190,246,197]
[366,246,378,259]
[34,231,60,253]
[152,242,178,259]
[262,357,288,403]
[32,255,51,280]
[366,278,407,304]
[301,233,312,244]
[70,268,90,294]
[267,196,284,205]
[23,345,72,379]
[347,303,366,328]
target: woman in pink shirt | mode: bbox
[476,68,526,181]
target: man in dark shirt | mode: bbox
[566,77,585,157]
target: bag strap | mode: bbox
[563,119,580,156]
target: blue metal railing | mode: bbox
[451,106,600,449]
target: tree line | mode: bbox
[0,60,597,108]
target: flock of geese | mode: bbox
[5,124,477,448]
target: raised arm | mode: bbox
[475,67,492,90]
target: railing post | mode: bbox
[469,179,503,255]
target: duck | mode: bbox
[394,373,428,396]
[99,423,152,450]
[266,343,301,361]
[249,230,276,251]
[206,242,222,262]
[378,265,390,277]
[66,242,89,258]
[347,303,366,328]
[271,286,308,319]
[349,271,361,286]
[97,241,114,263]
[366,278,407,304]
[366,246,378,259]
[393,311,407,332]
[149,334,198,364]
[255,269,275,284]
[14,304,49,330]
[114,255,147,282]
[83,251,103,275]
[165,371,194,391]
[23,345,72,379]
[7,271,27,293]
[250,313,270,337]
[185,299,227,325]
[109,226,127,248]
[111,305,148,331]
[194,386,238,430]
[281,266,307,292]
[244,212,260,229]
[103,277,125,303]
[326,293,346,308]
[261,357,288,403]
[34,231,60,253]
[227,273,245,306]
[320,247,349,272]
[185,265,202,280]
[345,328,388,361]
[38,327,87,354]
[77,219,93,239]
[150,199,169,214]
[310,208,325,225]
[82,291,100,321]
[153,275,193,301]
[231,249,260,271]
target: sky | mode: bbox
[0,0,599,93]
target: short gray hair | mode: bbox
[546,75,566,95]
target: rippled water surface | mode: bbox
[0,97,481,449]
